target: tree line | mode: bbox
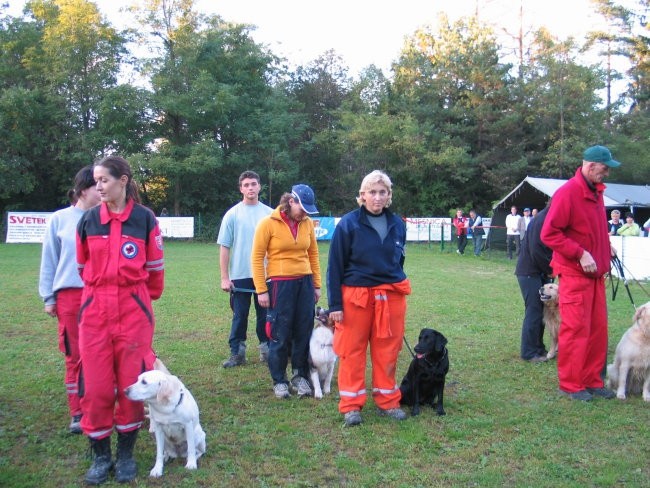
[1,0,648,236]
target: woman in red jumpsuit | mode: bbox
[76,156,164,485]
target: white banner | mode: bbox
[156,217,194,238]
[609,235,650,280]
[405,218,452,241]
[405,217,491,242]
[6,212,195,242]
[6,212,52,243]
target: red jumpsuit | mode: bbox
[541,167,611,394]
[76,199,164,439]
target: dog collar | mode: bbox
[175,391,184,409]
[423,347,448,367]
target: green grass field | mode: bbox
[1,241,649,487]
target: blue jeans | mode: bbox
[228,278,267,356]
[517,274,549,360]
[473,235,483,256]
[265,275,315,385]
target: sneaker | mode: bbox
[344,410,362,427]
[259,342,269,362]
[377,407,407,420]
[586,387,616,399]
[273,382,291,399]
[528,355,548,363]
[290,375,313,398]
[222,354,245,368]
[559,389,592,401]
[69,414,82,434]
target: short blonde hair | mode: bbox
[356,170,393,207]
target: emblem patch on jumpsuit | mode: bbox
[121,241,138,259]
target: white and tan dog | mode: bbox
[607,301,650,401]
[125,369,206,477]
[309,307,337,399]
[539,282,560,360]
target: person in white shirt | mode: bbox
[505,206,522,259]
[522,208,532,233]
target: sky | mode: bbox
[4,0,617,76]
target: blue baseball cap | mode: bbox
[291,184,319,215]
[583,145,621,168]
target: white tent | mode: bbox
[488,177,650,278]
[493,176,650,211]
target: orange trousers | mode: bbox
[333,280,410,413]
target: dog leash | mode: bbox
[230,286,257,293]
[228,286,258,312]
[610,255,637,309]
[402,336,417,360]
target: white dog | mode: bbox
[606,301,650,401]
[125,370,206,477]
[309,307,337,399]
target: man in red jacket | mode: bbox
[541,145,620,401]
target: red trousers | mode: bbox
[56,288,82,417]
[557,273,608,393]
[79,283,154,439]
[333,281,410,413]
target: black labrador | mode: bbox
[399,328,449,416]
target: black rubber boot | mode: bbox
[115,429,138,483]
[85,436,113,485]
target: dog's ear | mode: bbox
[156,375,180,405]
[633,304,649,327]
[435,332,448,351]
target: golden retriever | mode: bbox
[125,370,207,477]
[606,301,650,401]
[539,282,560,360]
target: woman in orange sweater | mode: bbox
[251,184,322,399]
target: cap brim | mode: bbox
[299,202,319,215]
[605,159,621,168]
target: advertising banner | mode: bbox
[6,212,52,243]
[312,217,339,241]
[156,217,195,239]
[6,212,196,242]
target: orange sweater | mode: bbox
[251,206,321,294]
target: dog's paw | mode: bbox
[314,391,323,399]
[437,409,446,416]
[149,464,164,478]
[616,391,627,400]
[185,460,198,470]
[643,392,650,402]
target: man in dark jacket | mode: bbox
[515,206,553,363]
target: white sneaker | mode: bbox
[273,383,291,399]
[290,375,313,398]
